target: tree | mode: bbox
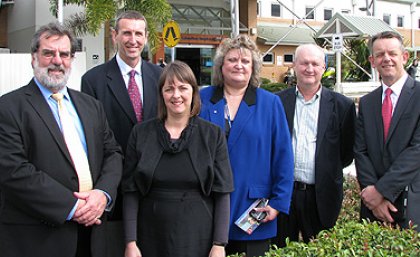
[49,0,172,54]
[341,38,371,82]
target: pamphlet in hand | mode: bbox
[235,198,269,235]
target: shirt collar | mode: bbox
[295,85,322,102]
[116,53,142,76]
[382,73,407,97]
[210,85,257,106]
[34,77,70,100]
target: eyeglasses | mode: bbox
[40,49,73,60]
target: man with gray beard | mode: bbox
[0,22,123,257]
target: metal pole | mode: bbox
[411,2,416,55]
[58,0,63,23]
[335,19,342,93]
[231,0,239,37]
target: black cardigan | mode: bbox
[122,117,234,196]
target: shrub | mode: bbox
[227,176,420,257]
[265,221,420,256]
[260,82,288,93]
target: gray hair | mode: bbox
[30,22,77,56]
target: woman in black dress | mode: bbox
[122,60,234,257]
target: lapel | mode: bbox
[141,61,157,119]
[106,57,137,124]
[207,86,256,150]
[368,86,385,148]
[280,87,297,135]
[315,87,334,157]
[24,81,72,164]
[387,77,415,142]
[227,99,255,149]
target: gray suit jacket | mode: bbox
[0,80,123,257]
[278,86,356,229]
[355,76,420,231]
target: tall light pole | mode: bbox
[58,0,63,23]
[231,0,239,37]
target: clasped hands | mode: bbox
[361,185,398,223]
[72,189,107,226]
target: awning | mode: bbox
[170,4,247,35]
[257,23,316,46]
[315,12,396,39]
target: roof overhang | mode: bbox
[170,4,247,35]
[257,23,315,46]
[315,12,396,39]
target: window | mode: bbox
[397,16,404,27]
[284,54,294,63]
[271,3,281,17]
[263,53,274,64]
[257,1,260,16]
[324,8,333,21]
[305,7,315,19]
[341,9,350,14]
[76,39,83,52]
[383,14,391,25]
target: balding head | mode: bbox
[293,44,326,90]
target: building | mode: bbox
[2,0,420,85]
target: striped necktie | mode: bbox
[52,93,93,192]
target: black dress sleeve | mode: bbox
[123,192,139,243]
[212,192,230,245]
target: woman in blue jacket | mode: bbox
[200,35,294,257]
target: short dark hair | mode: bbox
[114,10,147,33]
[369,31,404,54]
[212,34,262,88]
[30,22,77,56]
[157,61,201,120]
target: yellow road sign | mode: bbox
[163,21,181,47]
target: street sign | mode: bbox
[163,21,181,48]
[332,33,343,52]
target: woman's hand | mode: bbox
[125,241,142,257]
[255,205,279,223]
[209,245,225,257]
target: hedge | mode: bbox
[228,176,420,257]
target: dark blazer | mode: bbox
[81,57,161,221]
[355,76,420,231]
[81,56,162,154]
[0,80,123,257]
[278,86,356,228]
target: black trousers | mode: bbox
[273,182,323,247]
[76,225,92,257]
[226,239,270,257]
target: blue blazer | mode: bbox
[200,86,294,240]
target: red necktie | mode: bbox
[382,88,393,140]
[128,70,143,122]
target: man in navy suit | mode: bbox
[274,44,356,246]
[355,31,420,231]
[81,10,162,257]
[0,22,122,257]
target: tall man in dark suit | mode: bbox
[355,31,420,231]
[81,10,162,257]
[274,44,356,246]
[0,22,123,257]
